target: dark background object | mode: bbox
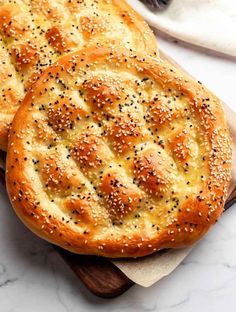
[140,0,172,9]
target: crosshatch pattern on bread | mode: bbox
[6,47,232,258]
[0,0,157,151]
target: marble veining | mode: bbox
[0,34,236,312]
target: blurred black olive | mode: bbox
[140,0,172,9]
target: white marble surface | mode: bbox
[0,34,236,312]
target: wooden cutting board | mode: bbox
[0,51,235,298]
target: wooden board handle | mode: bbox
[56,248,134,298]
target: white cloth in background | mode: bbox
[128,0,236,57]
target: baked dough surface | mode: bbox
[6,47,232,257]
[0,0,157,150]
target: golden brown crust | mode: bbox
[6,47,232,257]
[0,0,157,151]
